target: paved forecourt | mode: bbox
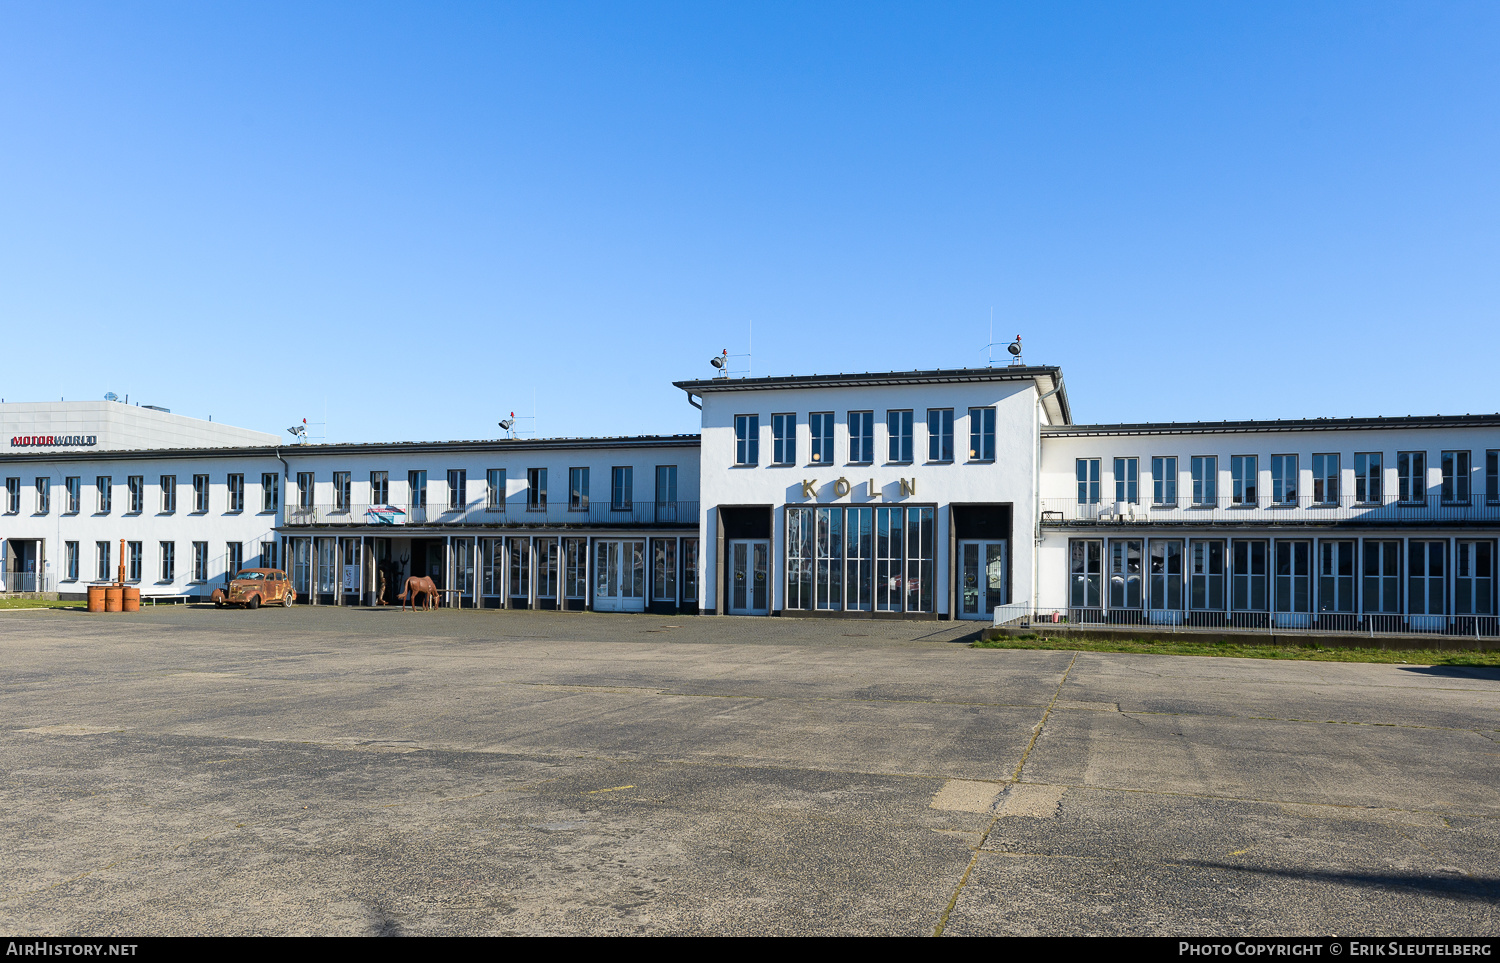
[1,606,1496,936]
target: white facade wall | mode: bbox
[694,376,1051,616]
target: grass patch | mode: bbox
[972,632,1500,667]
[0,598,86,611]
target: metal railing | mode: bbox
[1,572,50,593]
[1041,494,1500,527]
[283,500,700,529]
[995,603,1500,638]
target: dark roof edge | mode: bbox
[673,365,1063,392]
[0,434,703,463]
[1044,414,1500,437]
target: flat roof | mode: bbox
[674,365,1071,424]
[1044,414,1500,437]
[0,433,702,463]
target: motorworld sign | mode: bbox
[10,435,98,448]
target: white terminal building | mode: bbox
[3,364,1498,635]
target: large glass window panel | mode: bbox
[1397,452,1426,505]
[1274,541,1311,613]
[1114,458,1139,504]
[772,413,796,466]
[1407,541,1446,615]
[1270,455,1297,505]
[1312,454,1339,505]
[1456,540,1494,616]
[510,539,530,599]
[1148,540,1183,610]
[1442,451,1471,505]
[1362,540,1401,613]
[1189,540,1225,610]
[537,539,558,600]
[874,507,905,612]
[1108,540,1142,609]
[809,413,834,464]
[927,409,953,462]
[887,410,913,463]
[815,507,844,610]
[905,507,935,613]
[1355,453,1382,504]
[1318,540,1356,613]
[682,538,698,606]
[454,539,475,597]
[1231,456,1257,505]
[1230,540,1268,611]
[564,538,588,599]
[1152,457,1177,507]
[1069,539,1102,608]
[1076,459,1100,504]
[652,539,676,603]
[845,507,873,612]
[785,508,814,611]
[1192,456,1217,505]
[482,538,504,597]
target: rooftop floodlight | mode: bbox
[710,349,729,378]
[1007,336,1022,356]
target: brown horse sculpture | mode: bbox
[399,575,440,611]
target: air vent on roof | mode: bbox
[142,405,170,412]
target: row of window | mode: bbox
[301,466,679,513]
[6,474,270,516]
[1068,536,1494,615]
[735,407,997,467]
[5,465,685,516]
[59,540,279,584]
[1075,451,1500,506]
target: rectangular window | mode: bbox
[652,539,677,603]
[128,542,142,582]
[227,542,243,578]
[1108,540,1142,609]
[64,476,80,514]
[1362,540,1401,613]
[1273,540,1311,614]
[333,472,351,512]
[296,472,314,510]
[64,542,79,581]
[1456,540,1494,616]
[370,471,389,505]
[1312,454,1339,505]
[1114,457,1139,504]
[227,473,244,513]
[1441,450,1471,505]
[734,414,759,466]
[967,407,996,461]
[1231,456,1256,505]
[1076,458,1100,504]
[655,465,677,505]
[1189,540,1226,610]
[4,478,18,514]
[612,466,633,510]
[408,471,428,509]
[1270,455,1297,505]
[772,413,796,466]
[682,538,699,607]
[193,474,209,513]
[160,541,175,583]
[1489,451,1500,506]
[564,538,588,599]
[848,411,874,464]
[1318,540,1357,614]
[260,540,278,570]
[1148,539,1184,611]
[1069,539,1102,607]
[261,473,279,512]
[1354,453,1382,504]
[447,469,466,511]
[36,478,50,514]
[569,467,588,510]
[804,412,834,465]
[485,469,503,510]
[1408,540,1446,615]
[528,468,547,510]
[1191,456,1217,506]
[96,541,111,582]
[1152,457,1177,507]
[192,542,209,582]
[887,410,913,463]
[1230,539,1268,611]
[927,409,954,462]
[1397,451,1426,505]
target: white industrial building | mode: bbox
[3,370,1496,636]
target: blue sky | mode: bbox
[2,2,1497,441]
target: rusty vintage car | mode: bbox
[211,568,297,609]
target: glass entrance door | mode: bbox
[958,540,1007,620]
[727,539,770,615]
[594,539,646,612]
